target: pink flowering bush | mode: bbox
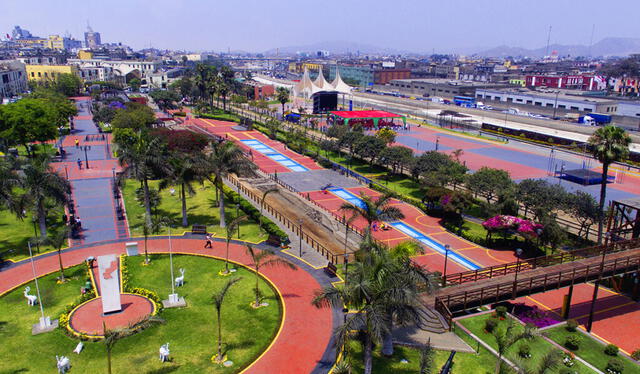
[482,215,543,240]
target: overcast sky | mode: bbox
[1,0,638,53]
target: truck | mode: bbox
[579,113,612,126]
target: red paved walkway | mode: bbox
[0,238,333,373]
[69,294,154,336]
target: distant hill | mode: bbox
[476,37,640,58]
[263,41,408,56]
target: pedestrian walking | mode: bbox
[204,234,213,248]
[75,138,79,148]
[77,158,82,169]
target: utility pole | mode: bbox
[545,25,553,57]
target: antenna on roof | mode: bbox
[545,25,552,57]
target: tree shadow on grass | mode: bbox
[145,365,181,374]
[224,339,256,352]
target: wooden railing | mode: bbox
[444,237,640,286]
[436,252,640,313]
[434,297,453,331]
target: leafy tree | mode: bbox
[338,129,364,156]
[492,320,537,374]
[152,128,209,154]
[465,167,513,202]
[128,78,141,92]
[0,98,58,153]
[149,89,181,111]
[376,127,397,144]
[204,140,255,228]
[569,191,600,239]
[276,87,290,114]
[327,124,350,140]
[54,73,83,96]
[539,214,567,250]
[29,88,78,127]
[22,155,70,237]
[339,192,404,236]
[411,151,451,180]
[245,245,296,307]
[379,145,413,174]
[92,104,117,124]
[588,125,631,243]
[169,76,195,100]
[111,103,156,130]
[212,277,242,362]
[354,135,386,165]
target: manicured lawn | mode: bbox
[544,326,640,373]
[0,207,65,262]
[122,179,268,243]
[345,325,499,373]
[0,254,282,373]
[459,313,595,373]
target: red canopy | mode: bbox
[330,110,402,119]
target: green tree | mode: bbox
[410,151,451,181]
[141,214,168,264]
[0,157,24,218]
[111,103,156,130]
[513,349,563,374]
[376,127,397,144]
[379,145,413,174]
[54,73,83,96]
[354,135,386,165]
[339,192,404,236]
[46,226,70,282]
[116,132,170,227]
[465,167,513,203]
[128,78,141,92]
[149,89,181,111]
[161,153,206,227]
[569,191,600,239]
[245,245,296,307]
[276,87,290,114]
[212,277,242,362]
[492,320,537,374]
[222,215,246,274]
[169,76,195,100]
[92,104,116,124]
[204,140,255,228]
[0,98,58,154]
[588,125,631,243]
[22,155,70,237]
[419,342,435,374]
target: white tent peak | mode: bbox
[331,68,353,94]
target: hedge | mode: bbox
[221,184,289,242]
[197,112,240,123]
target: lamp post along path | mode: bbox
[163,225,186,308]
[28,241,57,334]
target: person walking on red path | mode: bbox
[75,138,80,148]
[204,234,213,248]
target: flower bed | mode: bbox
[483,215,543,240]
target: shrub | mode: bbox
[604,344,619,357]
[496,306,507,318]
[566,319,579,332]
[484,318,497,333]
[565,335,581,350]
[631,349,640,361]
[606,358,624,374]
[518,343,531,358]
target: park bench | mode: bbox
[324,262,337,278]
[191,225,207,235]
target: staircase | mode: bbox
[416,305,449,334]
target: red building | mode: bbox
[374,69,411,84]
[525,75,605,91]
[245,82,275,100]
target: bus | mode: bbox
[453,96,476,107]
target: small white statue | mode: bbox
[174,268,185,287]
[24,286,38,306]
[56,355,70,373]
[73,342,84,354]
[159,343,170,362]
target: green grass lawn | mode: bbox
[0,254,282,373]
[544,326,640,373]
[345,325,498,373]
[122,179,268,243]
[0,207,65,262]
[459,313,595,373]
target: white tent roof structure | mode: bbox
[331,69,353,94]
[313,68,332,90]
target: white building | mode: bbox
[0,60,27,98]
[618,102,640,118]
[475,89,618,114]
[77,65,115,82]
[67,58,161,78]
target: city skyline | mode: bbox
[1,0,639,53]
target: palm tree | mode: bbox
[588,125,631,243]
[117,132,170,227]
[513,349,563,374]
[46,226,70,282]
[339,192,404,235]
[222,215,247,274]
[204,140,255,228]
[492,320,538,374]
[103,316,165,374]
[141,214,169,264]
[276,87,290,114]
[419,342,435,374]
[161,153,206,227]
[0,157,24,218]
[259,187,278,234]
[245,245,296,307]
[212,277,242,362]
[21,155,70,237]
[312,240,435,374]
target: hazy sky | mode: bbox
[1,0,638,53]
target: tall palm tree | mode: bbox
[103,316,165,374]
[212,277,242,362]
[312,240,434,374]
[245,245,296,307]
[117,132,170,227]
[0,157,24,217]
[161,153,206,227]
[204,140,255,228]
[339,192,404,235]
[46,226,70,282]
[276,87,290,114]
[588,125,631,243]
[21,155,70,237]
[222,215,247,274]
[492,320,538,374]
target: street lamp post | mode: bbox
[83,146,89,169]
[236,204,240,238]
[28,241,52,331]
[442,244,451,286]
[298,218,303,258]
[587,232,609,332]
